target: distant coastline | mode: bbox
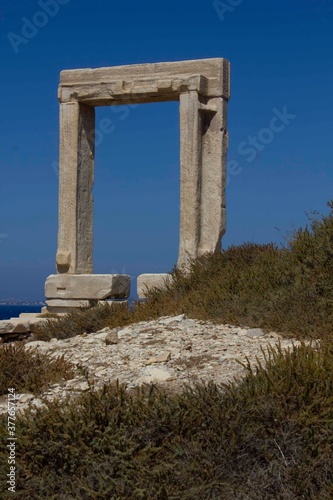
[0,304,45,321]
[0,301,45,306]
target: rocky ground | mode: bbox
[0,314,307,415]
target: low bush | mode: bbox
[6,201,333,498]
[0,343,75,396]
[1,341,332,498]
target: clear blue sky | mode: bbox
[0,0,333,300]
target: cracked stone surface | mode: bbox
[0,314,308,415]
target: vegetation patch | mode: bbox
[3,201,333,497]
[1,341,332,498]
[0,343,75,396]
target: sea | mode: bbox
[0,305,44,321]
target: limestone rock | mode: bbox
[137,368,173,384]
[0,320,29,334]
[19,313,41,318]
[17,394,34,404]
[159,314,185,325]
[137,274,171,299]
[145,353,171,365]
[23,334,37,344]
[0,317,50,338]
[105,330,119,345]
[246,328,265,338]
[24,341,49,352]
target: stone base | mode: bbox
[45,274,130,300]
[45,299,128,315]
[137,274,171,299]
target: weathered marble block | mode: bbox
[45,274,130,300]
[137,274,171,299]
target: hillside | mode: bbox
[1,202,333,498]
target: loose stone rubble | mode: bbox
[0,314,308,415]
[0,314,51,343]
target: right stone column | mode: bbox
[178,93,228,268]
[198,96,228,257]
[178,91,203,268]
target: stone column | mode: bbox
[178,91,202,268]
[198,97,228,256]
[56,102,95,274]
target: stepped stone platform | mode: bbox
[44,274,130,313]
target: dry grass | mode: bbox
[0,343,75,396]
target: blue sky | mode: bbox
[0,0,333,300]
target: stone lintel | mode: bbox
[59,76,223,105]
[60,58,229,92]
[58,58,230,104]
[45,274,130,300]
[137,274,171,299]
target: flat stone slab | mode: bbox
[45,299,128,314]
[136,367,174,385]
[46,299,91,308]
[19,312,43,318]
[0,317,49,335]
[0,320,29,334]
[45,274,130,300]
[137,274,171,299]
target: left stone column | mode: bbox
[56,102,95,274]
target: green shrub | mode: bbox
[1,342,332,498]
[0,343,75,395]
[2,202,333,497]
